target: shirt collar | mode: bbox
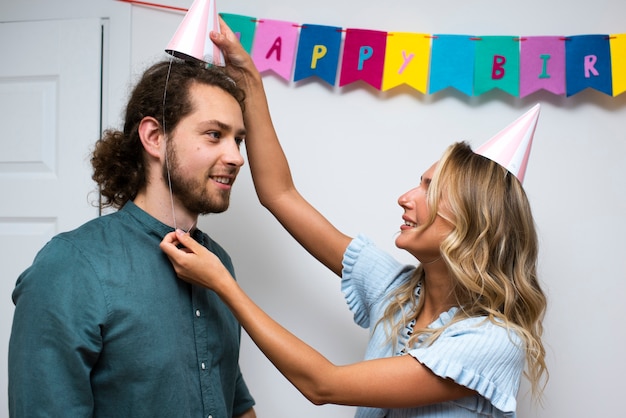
[121,201,206,244]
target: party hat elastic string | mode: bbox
[161,58,180,232]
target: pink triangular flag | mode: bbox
[251,19,299,81]
[475,104,541,184]
[165,0,224,66]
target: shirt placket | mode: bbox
[192,286,220,418]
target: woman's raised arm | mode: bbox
[210,20,351,276]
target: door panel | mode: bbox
[0,18,103,417]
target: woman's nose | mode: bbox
[398,187,419,206]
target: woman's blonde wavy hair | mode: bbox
[380,141,548,401]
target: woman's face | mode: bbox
[395,162,453,263]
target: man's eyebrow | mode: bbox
[205,120,230,130]
[205,120,246,136]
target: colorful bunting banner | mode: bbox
[117,2,626,97]
[234,14,623,97]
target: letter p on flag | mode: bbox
[358,46,374,70]
[311,45,327,69]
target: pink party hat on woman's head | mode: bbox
[474,103,541,184]
[165,0,225,66]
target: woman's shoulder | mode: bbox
[443,314,523,345]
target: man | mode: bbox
[8,59,256,418]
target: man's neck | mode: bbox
[133,187,197,231]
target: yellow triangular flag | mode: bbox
[610,34,626,97]
[382,32,431,92]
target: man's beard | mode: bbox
[163,141,232,215]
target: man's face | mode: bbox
[164,83,246,215]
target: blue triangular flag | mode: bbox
[566,34,613,96]
[429,34,476,96]
[294,24,342,85]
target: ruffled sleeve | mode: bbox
[407,314,525,414]
[341,234,415,329]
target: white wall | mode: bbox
[3,0,625,417]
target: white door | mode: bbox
[0,18,103,417]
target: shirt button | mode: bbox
[201,362,206,370]
[195,309,201,317]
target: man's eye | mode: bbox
[235,137,245,147]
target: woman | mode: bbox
[161,20,547,417]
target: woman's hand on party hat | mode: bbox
[210,17,261,88]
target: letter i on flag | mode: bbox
[293,24,342,85]
[382,32,431,93]
[565,35,612,97]
[609,33,626,97]
[474,36,520,97]
[519,36,566,97]
[251,19,299,81]
[339,29,387,90]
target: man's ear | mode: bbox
[138,116,164,158]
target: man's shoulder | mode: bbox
[42,211,126,255]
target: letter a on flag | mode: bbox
[251,19,299,81]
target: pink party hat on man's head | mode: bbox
[474,103,541,184]
[165,0,225,66]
